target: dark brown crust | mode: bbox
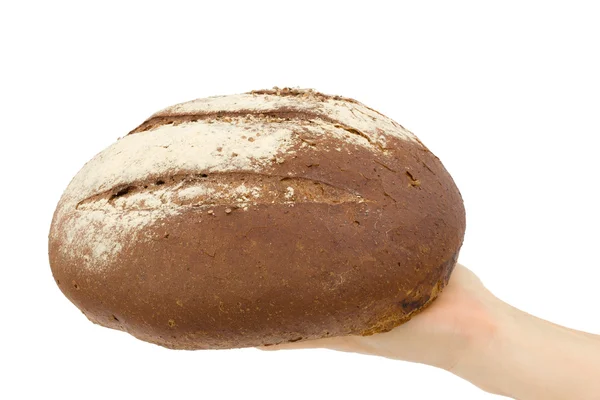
[49,97,466,350]
[129,109,359,136]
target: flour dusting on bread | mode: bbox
[51,88,419,271]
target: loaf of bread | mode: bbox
[48,88,466,349]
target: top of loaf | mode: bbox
[129,87,415,142]
[69,87,418,205]
[52,88,421,270]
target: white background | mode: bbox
[1,1,599,399]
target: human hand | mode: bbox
[260,264,600,399]
[260,264,502,371]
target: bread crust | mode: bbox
[49,88,465,349]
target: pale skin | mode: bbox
[260,264,600,399]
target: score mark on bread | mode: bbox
[76,173,366,211]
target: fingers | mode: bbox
[257,341,319,351]
[257,341,320,351]
[257,336,356,352]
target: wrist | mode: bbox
[439,296,512,394]
[447,300,521,397]
[450,301,600,399]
